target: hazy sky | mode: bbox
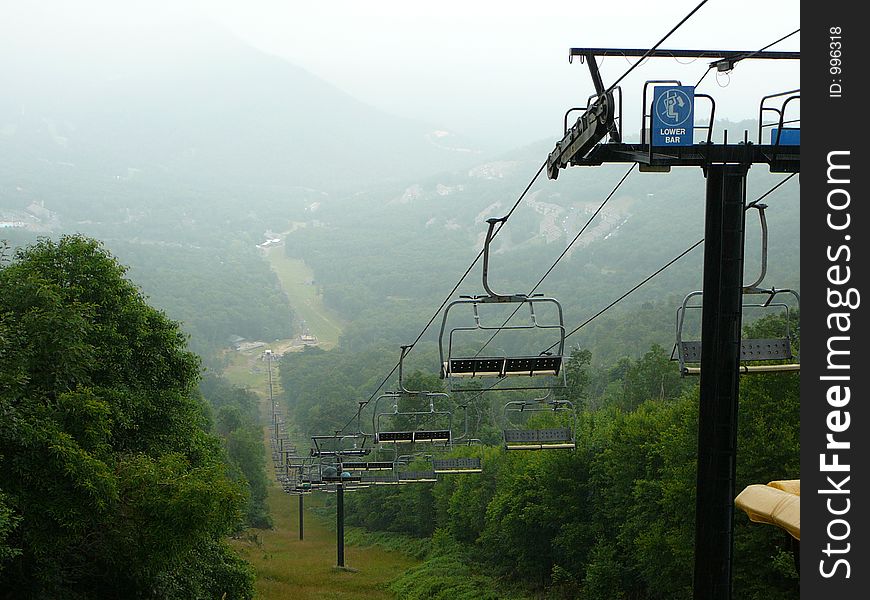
[4,0,800,149]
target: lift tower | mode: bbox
[548,47,799,600]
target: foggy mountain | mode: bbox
[0,20,799,365]
[0,20,483,220]
[259,120,797,366]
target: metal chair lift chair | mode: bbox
[298,459,324,491]
[309,432,371,459]
[439,217,567,391]
[372,346,453,446]
[759,90,800,146]
[308,432,373,487]
[673,202,800,376]
[432,457,483,474]
[431,405,484,473]
[394,452,438,483]
[502,390,577,450]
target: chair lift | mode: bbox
[673,202,800,376]
[277,452,303,491]
[310,432,372,459]
[372,346,453,445]
[333,402,393,471]
[280,455,305,492]
[432,457,483,474]
[321,464,362,484]
[502,390,577,450]
[310,432,375,485]
[298,458,324,491]
[355,455,400,485]
[340,460,395,472]
[449,403,476,444]
[398,470,439,483]
[293,476,315,494]
[432,405,484,473]
[439,217,567,391]
[275,444,298,469]
[395,452,438,483]
[275,466,290,490]
[323,482,370,493]
[360,468,402,486]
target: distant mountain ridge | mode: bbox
[0,20,484,220]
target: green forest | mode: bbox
[0,9,804,598]
[278,322,799,599]
[0,139,801,598]
[0,188,799,599]
[0,152,801,598]
[0,238,264,598]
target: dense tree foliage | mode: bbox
[2,232,296,367]
[200,374,272,529]
[3,28,802,598]
[113,240,295,362]
[0,236,254,599]
[282,311,799,599]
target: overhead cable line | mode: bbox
[746,172,797,209]
[527,165,637,299]
[732,27,801,62]
[470,1,751,359]
[333,160,548,436]
[605,0,709,95]
[473,163,796,360]
[695,27,800,88]
[541,174,798,354]
[335,0,744,431]
[545,239,705,353]
[473,164,637,358]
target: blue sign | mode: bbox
[770,127,800,146]
[652,86,694,146]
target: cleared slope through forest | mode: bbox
[229,484,419,599]
[264,245,344,349]
[223,368,418,599]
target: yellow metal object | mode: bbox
[735,479,800,540]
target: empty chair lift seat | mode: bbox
[678,338,792,363]
[432,457,483,473]
[413,429,451,443]
[444,355,562,378]
[678,338,798,375]
[321,472,362,483]
[341,461,395,471]
[398,471,438,483]
[504,427,575,450]
[376,430,451,444]
[374,431,414,443]
[310,448,371,457]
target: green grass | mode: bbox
[229,488,419,600]
[221,351,273,393]
[264,246,344,349]
[343,528,431,561]
[226,393,419,599]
